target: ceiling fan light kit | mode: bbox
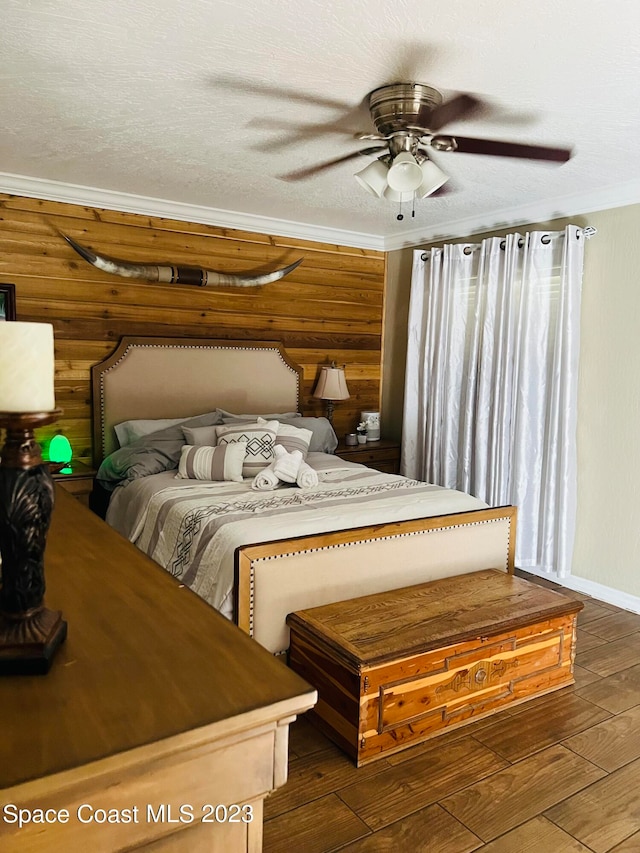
[355,152,448,207]
[283,81,572,221]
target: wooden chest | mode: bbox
[287,569,583,766]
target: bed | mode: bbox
[92,337,517,654]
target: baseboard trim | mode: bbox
[520,565,640,614]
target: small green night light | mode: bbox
[49,435,73,473]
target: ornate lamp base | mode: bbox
[0,608,67,675]
[0,410,67,675]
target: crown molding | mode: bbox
[0,172,387,252]
[382,179,640,251]
[2,171,639,254]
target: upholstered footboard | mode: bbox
[235,506,517,654]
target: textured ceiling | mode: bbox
[2,0,640,249]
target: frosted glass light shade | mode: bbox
[0,322,55,412]
[313,366,350,401]
[417,159,449,198]
[387,152,424,192]
[383,186,416,203]
[354,159,388,197]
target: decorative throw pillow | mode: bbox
[182,424,219,446]
[97,410,224,491]
[257,417,312,457]
[215,421,279,477]
[224,415,338,453]
[176,443,246,482]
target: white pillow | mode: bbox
[257,417,312,457]
[215,421,279,477]
[176,443,246,482]
[114,417,187,447]
[217,408,301,421]
[182,425,219,446]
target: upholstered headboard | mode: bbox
[91,337,303,464]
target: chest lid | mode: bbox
[286,569,583,670]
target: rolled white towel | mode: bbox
[296,460,318,490]
[251,462,280,491]
[273,447,303,483]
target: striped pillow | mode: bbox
[176,442,246,482]
[257,417,312,457]
[215,421,278,477]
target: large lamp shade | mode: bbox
[0,322,55,412]
[313,366,350,401]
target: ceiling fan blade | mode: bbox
[429,181,454,197]
[420,93,483,131]
[212,76,355,111]
[277,147,386,181]
[436,135,573,162]
[248,121,363,153]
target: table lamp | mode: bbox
[312,363,350,424]
[0,321,67,674]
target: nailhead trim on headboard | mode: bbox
[248,514,514,654]
[96,340,301,460]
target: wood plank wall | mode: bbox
[0,193,386,464]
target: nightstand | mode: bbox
[50,460,96,506]
[334,438,401,474]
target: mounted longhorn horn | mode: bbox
[61,233,303,287]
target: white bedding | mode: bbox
[106,453,487,618]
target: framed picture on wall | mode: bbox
[0,283,16,321]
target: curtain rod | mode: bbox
[420,226,597,262]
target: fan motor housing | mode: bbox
[368,82,443,135]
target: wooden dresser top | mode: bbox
[0,487,314,791]
[287,569,583,669]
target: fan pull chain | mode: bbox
[395,198,418,220]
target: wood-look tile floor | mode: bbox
[264,571,640,853]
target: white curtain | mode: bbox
[402,225,585,577]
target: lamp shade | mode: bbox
[0,321,55,412]
[387,152,424,192]
[417,158,449,198]
[354,159,388,198]
[313,366,350,401]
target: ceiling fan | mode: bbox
[278,82,573,214]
